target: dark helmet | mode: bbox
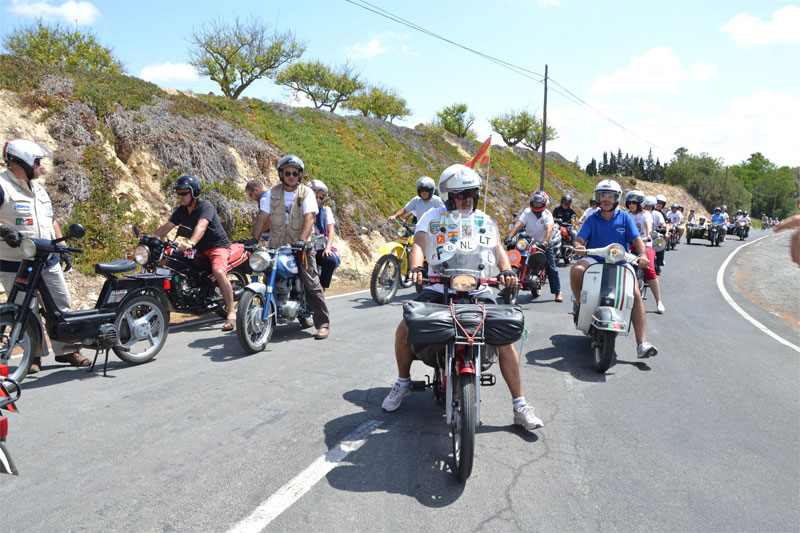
[671,203,679,209]
[171,174,201,199]
[560,194,572,205]
[277,154,305,184]
[590,196,598,206]
[714,206,721,212]
[416,176,435,195]
[625,190,645,206]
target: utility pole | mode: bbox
[722,166,728,206]
[539,64,548,191]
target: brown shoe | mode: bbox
[55,352,91,367]
[314,327,330,340]
[29,357,42,374]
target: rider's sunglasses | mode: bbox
[283,170,301,177]
[452,189,478,200]
[33,158,42,167]
[176,190,191,197]
[315,194,326,201]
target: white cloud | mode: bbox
[588,47,715,96]
[344,32,415,60]
[8,0,100,25]
[140,62,199,82]
[721,5,800,44]
[284,89,315,109]
[550,89,800,168]
[537,0,561,6]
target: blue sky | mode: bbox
[2,0,798,168]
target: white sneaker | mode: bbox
[382,381,412,412]
[637,341,658,359]
[513,405,543,430]
[656,302,665,314]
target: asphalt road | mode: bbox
[1,232,798,532]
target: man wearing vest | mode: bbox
[0,138,91,373]
[251,155,330,339]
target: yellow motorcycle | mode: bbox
[370,219,421,305]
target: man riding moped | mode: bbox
[570,179,658,359]
[388,176,445,223]
[381,164,543,430]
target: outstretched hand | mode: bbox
[773,214,800,267]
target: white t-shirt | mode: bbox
[517,207,553,242]
[259,188,318,224]
[666,210,683,224]
[650,209,666,228]
[404,195,445,221]
[629,210,653,246]
[581,206,599,220]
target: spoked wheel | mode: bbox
[432,367,445,407]
[215,270,248,319]
[236,290,276,354]
[593,329,616,373]
[114,295,169,364]
[452,373,476,482]
[562,248,574,265]
[0,312,39,383]
[370,255,401,305]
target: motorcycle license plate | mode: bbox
[156,267,170,276]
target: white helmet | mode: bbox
[438,164,482,204]
[308,179,328,195]
[594,179,622,211]
[416,176,435,195]
[3,138,52,179]
[644,195,657,207]
[655,194,667,206]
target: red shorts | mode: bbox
[200,246,230,272]
[642,247,658,281]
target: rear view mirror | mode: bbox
[176,225,193,238]
[66,223,85,239]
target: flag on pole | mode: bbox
[465,136,492,168]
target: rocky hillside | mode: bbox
[0,56,707,306]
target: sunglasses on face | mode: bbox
[315,194,326,200]
[452,189,478,200]
[283,170,301,178]
[176,191,191,197]
[33,159,42,167]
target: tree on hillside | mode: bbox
[586,158,597,176]
[489,110,535,147]
[521,119,558,151]
[343,85,410,122]
[730,153,798,218]
[276,60,364,112]
[189,17,305,100]
[3,19,122,73]
[436,103,476,139]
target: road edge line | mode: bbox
[716,234,800,353]
[227,419,384,533]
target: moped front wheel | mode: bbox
[0,312,39,383]
[236,290,276,354]
[593,329,616,373]
[502,283,519,305]
[452,373,476,482]
[114,295,169,364]
[370,255,400,305]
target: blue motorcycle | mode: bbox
[235,238,322,354]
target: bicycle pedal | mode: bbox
[410,380,427,391]
[480,373,496,386]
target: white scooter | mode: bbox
[572,243,638,372]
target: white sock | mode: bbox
[512,396,527,410]
[397,377,411,387]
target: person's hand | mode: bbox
[537,241,549,251]
[636,254,649,269]
[323,248,334,257]
[387,215,396,221]
[774,214,800,267]
[177,241,192,253]
[503,236,514,247]
[292,240,310,251]
[0,225,21,247]
[60,252,73,272]
[499,270,518,288]
[409,266,424,285]
[574,246,587,256]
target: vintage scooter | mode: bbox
[572,243,638,372]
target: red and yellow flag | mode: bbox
[465,136,492,169]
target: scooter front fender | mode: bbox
[591,306,630,336]
[376,242,406,258]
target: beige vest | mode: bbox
[267,183,312,247]
[0,169,56,262]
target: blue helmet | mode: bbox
[172,174,201,199]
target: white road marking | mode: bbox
[716,234,800,353]
[227,419,384,533]
[326,288,370,299]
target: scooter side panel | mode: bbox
[577,264,604,331]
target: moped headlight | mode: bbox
[516,239,528,250]
[248,251,271,272]
[20,238,36,259]
[607,243,626,262]
[134,245,150,265]
[397,226,408,237]
[451,274,478,291]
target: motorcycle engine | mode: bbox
[279,300,302,322]
[97,323,119,349]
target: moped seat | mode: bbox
[95,259,137,275]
